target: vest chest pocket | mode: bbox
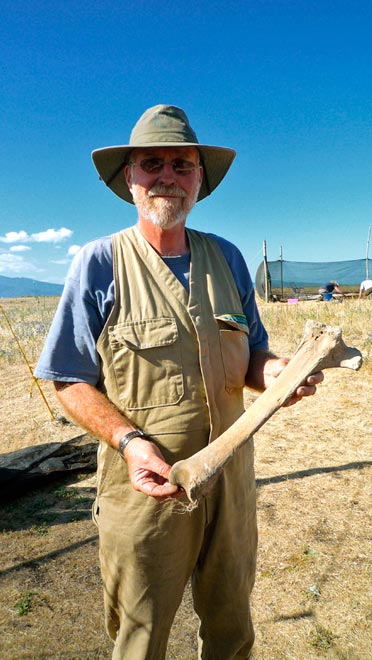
[108,317,184,409]
[215,315,250,390]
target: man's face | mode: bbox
[125,146,203,229]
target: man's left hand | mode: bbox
[263,357,324,406]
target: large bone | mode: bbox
[169,321,362,504]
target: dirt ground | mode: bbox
[0,297,371,659]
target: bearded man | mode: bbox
[35,105,322,660]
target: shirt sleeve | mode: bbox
[34,236,115,385]
[209,234,269,352]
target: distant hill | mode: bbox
[0,275,63,298]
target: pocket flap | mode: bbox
[109,317,178,349]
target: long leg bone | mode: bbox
[169,321,362,504]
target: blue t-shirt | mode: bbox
[35,229,268,385]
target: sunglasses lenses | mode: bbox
[140,158,197,175]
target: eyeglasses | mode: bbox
[130,157,199,176]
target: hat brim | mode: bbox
[91,143,236,204]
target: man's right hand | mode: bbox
[124,438,181,500]
[53,381,181,501]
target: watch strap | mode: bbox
[118,429,150,461]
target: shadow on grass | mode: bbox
[256,460,372,488]
[0,533,98,578]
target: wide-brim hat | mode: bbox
[91,105,236,204]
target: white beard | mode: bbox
[131,183,199,229]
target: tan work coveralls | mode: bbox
[94,226,257,660]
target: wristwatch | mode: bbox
[118,429,151,461]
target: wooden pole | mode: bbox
[366,225,371,279]
[280,245,284,300]
[263,240,269,302]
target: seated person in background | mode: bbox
[318,280,344,301]
[358,278,372,298]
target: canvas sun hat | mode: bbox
[91,104,236,204]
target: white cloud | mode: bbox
[0,227,74,245]
[50,244,80,265]
[0,230,29,243]
[0,253,41,274]
[0,253,23,265]
[10,245,31,252]
[31,227,73,243]
[0,227,76,278]
[68,244,81,256]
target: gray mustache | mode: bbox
[148,185,186,198]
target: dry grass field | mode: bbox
[0,295,371,660]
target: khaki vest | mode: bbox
[96,226,250,483]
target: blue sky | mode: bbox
[1,0,372,284]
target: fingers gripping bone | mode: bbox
[169,321,362,505]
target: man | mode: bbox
[319,280,344,301]
[358,278,372,298]
[35,105,322,660]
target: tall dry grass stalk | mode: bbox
[0,297,59,366]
